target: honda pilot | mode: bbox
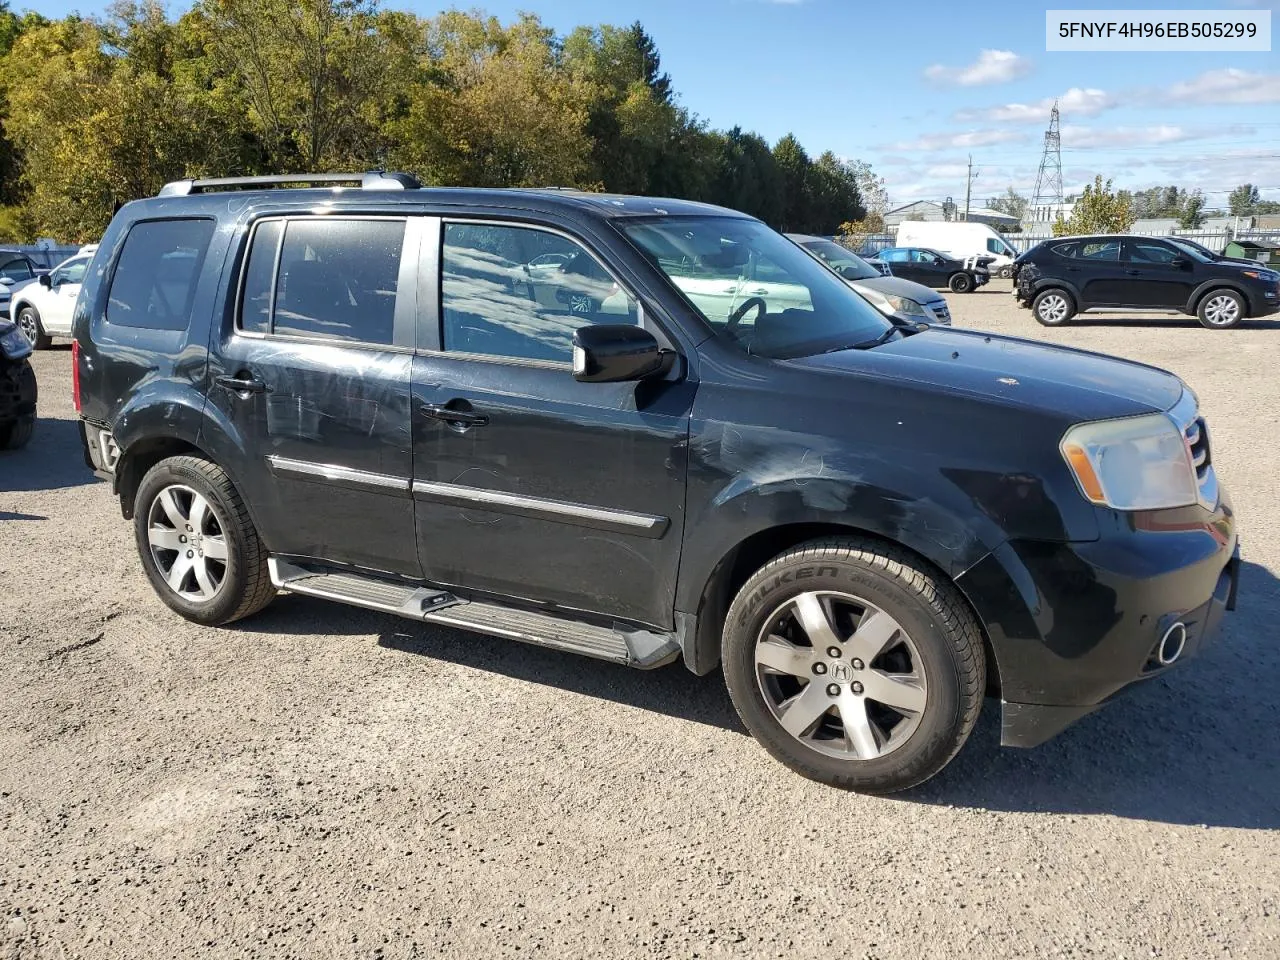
[74,173,1240,793]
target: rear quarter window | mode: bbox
[107,219,215,330]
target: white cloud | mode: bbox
[959,87,1115,123]
[924,50,1031,87]
[886,129,1027,151]
[1166,69,1280,105]
[1060,124,1253,149]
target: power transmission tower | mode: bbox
[1029,101,1063,225]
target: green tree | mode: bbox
[1052,175,1134,236]
[772,134,812,232]
[1228,183,1260,217]
[1178,190,1207,229]
[988,186,1028,221]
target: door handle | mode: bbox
[215,374,269,395]
[420,403,489,427]
[747,288,768,295]
[1125,269,1142,275]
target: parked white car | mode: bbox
[894,221,1020,278]
[12,251,92,349]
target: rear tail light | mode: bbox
[71,338,81,412]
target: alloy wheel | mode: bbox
[753,591,927,761]
[146,484,229,602]
[16,309,38,345]
[1203,294,1240,326]
[1038,294,1069,323]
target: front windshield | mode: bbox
[1167,238,1212,262]
[622,217,892,359]
[798,239,881,280]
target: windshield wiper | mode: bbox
[850,326,900,350]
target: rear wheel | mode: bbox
[1197,289,1245,329]
[1032,288,1075,326]
[15,306,51,350]
[948,272,973,294]
[998,265,1013,279]
[721,537,985,794]
[133,455,276,625]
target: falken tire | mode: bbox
[948,273,973,294]
[133,455,276,626]
[721,537,985,794]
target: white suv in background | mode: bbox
[12,251,92,349]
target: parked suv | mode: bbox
[74,173,1239,793]
[1014,234,1280,329]
[866,247,991,293]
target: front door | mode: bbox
[1120,239,1197,308]
[44,257,89,334]
[206,214,423,576]
[410,219,693,628]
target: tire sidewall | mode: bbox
[949,273,972,294]
[722,555,967,791]
[16,306,42,346]
[133,458,253,625]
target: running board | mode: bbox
[270,558,458,618]
[268,559,679,669]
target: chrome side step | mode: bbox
[269,558,459,619]
[268,558,680,669]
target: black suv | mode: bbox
[74,173,1239,793]
[867,247,992,293]
[1014,234,1280,329]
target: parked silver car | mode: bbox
[786,234,951,325]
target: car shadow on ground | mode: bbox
[241,561,1278,830]
[1069,315,1276,329]
[0,414,99,493]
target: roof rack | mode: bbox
[156,171,421,198]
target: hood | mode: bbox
[851,275,946,305]
[792,326,1183,422]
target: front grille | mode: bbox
[930,302,952,325]
[1186,418,1210,482]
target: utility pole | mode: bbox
[963,155,978,221]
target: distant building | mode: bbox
[1131,218,1180,233]
[1024,201,1074,225]
[884,201,948,227]
[964,207,1021,228]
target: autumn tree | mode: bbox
[1178,190,1207,229]
[1052,175,1135,237]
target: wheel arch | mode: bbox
[680,520,1003,699]
[1188,282,1251,317]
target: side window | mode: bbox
[107,219,215,330]
[986,238,1003,254]
[879,249,908,263]
[273,219,405,344]
[911,250,935,263]
[54,258,88,286]
[442,222,638,364]
[1076,240,1120,261]
[1050,241,1078,258]
[239,220,282,334]
[1126,241,1178,264]
[0,258,33,282]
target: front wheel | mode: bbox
[948,272,973,294]
[721,537,985,794]
[998,265,1013,280]
[15,306,51,350]
[133,455,276,625]
[1197,289,1245,329]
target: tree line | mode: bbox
[0,0,883,244]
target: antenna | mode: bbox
[1028,101,1063,225]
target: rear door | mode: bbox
[1070,239,1126,305]
[205,214,423,576]
[878,249,919,283]
[1120,238,1197,308]
[409,217,693,628]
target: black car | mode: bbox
[1014,234,1280,329]
[867,246,991,293]
[0,313,36,448]
[73,173,1238,793]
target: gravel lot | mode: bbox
[2,283,1278,959]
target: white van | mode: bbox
[894,221,1020,278]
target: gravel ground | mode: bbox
[2,283,1278,959]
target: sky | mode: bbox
[30,0,1280,211]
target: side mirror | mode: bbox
[38,274,52,288]
[1171,257,1189,269]
[572,324,667,383]
[0,277,12,286]
[838,265,861,280]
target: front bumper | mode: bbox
[957,489,1239,747]
[1243,283,1279,317]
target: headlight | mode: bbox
[857,286,929,318]
[1242,269,1279,282]
[1060,413,1197,510]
